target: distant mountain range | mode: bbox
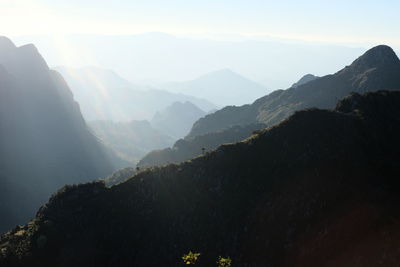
[139,45,400,167]
[13,33,372,89]
[3,90,400,266]
[54,66,216,121]
[0,37,116,232]
[162,69,270,106]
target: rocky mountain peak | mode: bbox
[348,45,399,73]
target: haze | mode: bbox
[2,0,399,89]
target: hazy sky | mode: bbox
[1,0,400,47]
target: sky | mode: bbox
[1,0,399,48]
[0,0,399,89]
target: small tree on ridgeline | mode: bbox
[217,256,232,267]
[182,251,201,265]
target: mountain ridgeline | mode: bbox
[0,37,116,232]
[2,90,400,266]
[187,45,400,138]
[137,45,400,168]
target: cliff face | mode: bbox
[1,90,400,267]
[0,37,115,232]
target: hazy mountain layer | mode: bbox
[55,66,216,121]
[151,101,206,139]
[2,91,400,266]
[187,45,400,138]
[0,37,115,232]
[89,120,174,165]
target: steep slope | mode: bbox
[291,74,319,88]
[0,37,115,232]
[187,45,400,138]
[89,120,174,165]
[163,69,269,106]
[56,66,216,121]
[151,101,206,139]
[2,91,400,266]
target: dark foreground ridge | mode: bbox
[2,90,400,267]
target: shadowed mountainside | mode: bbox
[1,91,400,266]
[0,37,115,233]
